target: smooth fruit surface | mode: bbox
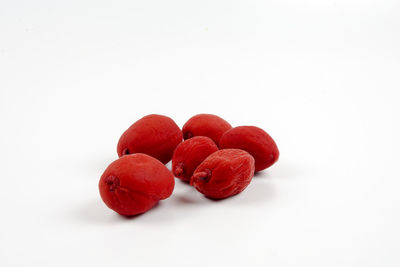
[182,114,232,146]
[219,126,279,172]
[172,136,219,182]
[117,114,182,164]
[99,153,175,216]
[190,149,255,199]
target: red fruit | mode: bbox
[219,126,279,172]
[117,114,182,164]
[190,149,255,199]
[172,136,219,182]
[182,114,232,146]
[99,154,175,216]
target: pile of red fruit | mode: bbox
[99,114,279,216]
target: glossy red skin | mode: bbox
[219,126,279,172]
[182,114,232,147]
[99,154,175,216]
[172,136,219,182]
[117,114,182,164]
[190,149,255,199]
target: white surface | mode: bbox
[1,1,400,266]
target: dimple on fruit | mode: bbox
[172,136,219,182]
[99,154,175,216]
[219,126,279,172]
[190,149,255,199]
[117,114,182,164]
[182,114,232,147]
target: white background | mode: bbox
[1,0,400,266]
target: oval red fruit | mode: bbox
[219,126,279,172]
[117,114,182,164]
[172,136,219,182]
[182,114,232,146]
[99,154,175,216]
[190,149,255,199]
